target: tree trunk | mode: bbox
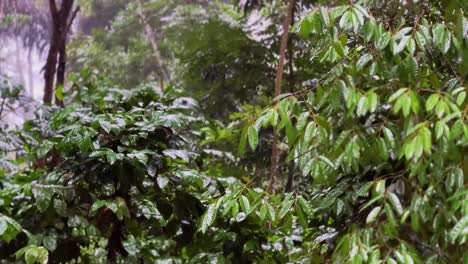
[135,0,171,90]
[269,0,295,195]
[284,4,296,194]
[43,28,59,104]
[43,0,77,105]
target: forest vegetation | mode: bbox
[0,0,467,263]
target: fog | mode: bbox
[0,36,44,126]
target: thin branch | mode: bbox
[269,0,295,195]
[65,6,80,34]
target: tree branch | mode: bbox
[269,0,295,195]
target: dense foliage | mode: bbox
[0,0,467,263]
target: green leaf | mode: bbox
[333,41,345,57]
[402,95,411,117]
[36,247,48,264]
[259,204,267,221]
[389,88,408,102]
[90,200,107,216]
[266,201,275,221]
[248,126,258,151]
[404,139,415,160]
[425,93,440,111]
[127,152,148,165]
[392,36,410,55]
[115,197,130,220]
[435,121,444,139]
[364,21,375,42]
[278,199,294,220]
[55,84,64,101]
[25,247,39,264]
[407,38,416,55]
[388,193,404,216]
[456,91,466,106]
[0,216,21,243]
[318,155,335,169]
[201,204,216,234]
[385,203,397,227]
[295,203,308,228]
[238,126,248,155]
[440,29,451,54]
[33,188,52,213]
[367,91,378,112]
[366,206,382,224]
[413,134,423,159]
[296,112,310,130]
[356,95,368,116]
[239,195,250,214]
[383,127,394,145]
[357,53,372,71]
[304,122,316,143]
[123,235,138,256]
[394,27,412,39]
[236,212,246,222]
[435,100,446,118]
[339,11,351,29]
[376,32,391,50]
[360,195,384,212]
[319,7,330,27]
[374,180,386,197]
[450,215,468,242]
[43,236,57,252]
[0,218,7,236]
[421,127,432,154]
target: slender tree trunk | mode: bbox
[43,0,77,105]
[135,0,171,89]
[284,5,296,194]
[269,0,295,195]
[43,0,60,104]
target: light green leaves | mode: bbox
[433,23,452,54]
[304,122,316,143]
[366,206,382,224]
[388,88,408,102]
[391,36,410,55]
[390,89,419,117]
[367,91,378,113]
[356,91,378,116]
[376,32,391,50]
[400,125,432,160]
[0,215,22,243]
[450,216,468,243]
[425,93,440,111]
[239,195,250,215]
[388,193,404,216]
[248,126,258,151]
[456,91,466,106]
[357,53,373,71]
[15,245,49,264]
[278,197,294,221]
